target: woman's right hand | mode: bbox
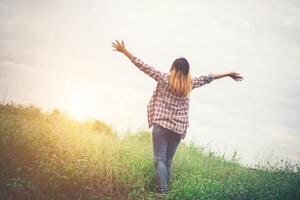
[228,72,244,82]
[112,40,127,53]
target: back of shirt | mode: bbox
[130,56,214,139]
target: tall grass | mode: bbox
[0,103,299,200]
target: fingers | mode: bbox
[111,45,117,51]
[232,75,243,82]
[112,40,125,47]
[111,40,126,52]
[112,41,118,47]
[111,41,120,51]
[233,72,243,80]
[229,72,244,82]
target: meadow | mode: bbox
[0,103,299,200]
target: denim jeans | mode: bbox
[152,123,181,193]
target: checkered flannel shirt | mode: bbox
[130,56,214,140]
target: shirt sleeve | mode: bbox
[130,56,164,82]
[192,73,214,89]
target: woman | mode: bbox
[111,40,243,193]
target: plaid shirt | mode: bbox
[130,56,214,140]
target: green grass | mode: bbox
[0,103,299,200]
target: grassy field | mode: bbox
[0,103,299,200]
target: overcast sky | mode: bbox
[1,0,299,167]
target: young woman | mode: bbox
[111,40,243,193]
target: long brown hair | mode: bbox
[168,57,192,97]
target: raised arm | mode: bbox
[112,40,164,82]
[192,72,243,89]
[211,72,243,81]
[192,74,215,89]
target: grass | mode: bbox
[0,103,299,200]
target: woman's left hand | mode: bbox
[112,40,126,53]
[228,72,244,82]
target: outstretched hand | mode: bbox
[111,40,133,60]
[112,40,126,53]
[228,72,244,82]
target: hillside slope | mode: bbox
[0,103,299,200]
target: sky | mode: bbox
[0,0,299,167]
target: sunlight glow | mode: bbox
[64,87,98,121]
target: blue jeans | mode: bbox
[152,123,181,193]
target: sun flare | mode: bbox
[64,88,98,121]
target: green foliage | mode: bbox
[0,103,299,200]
